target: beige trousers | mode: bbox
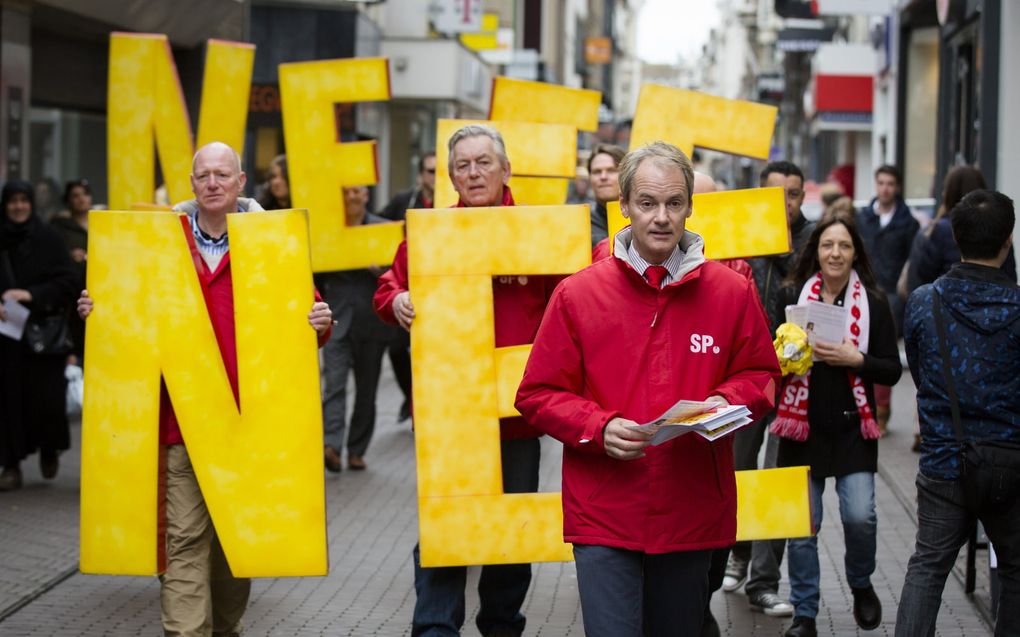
[160,445,251,637]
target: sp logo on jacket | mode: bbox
[690,333,721,354]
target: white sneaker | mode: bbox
[748,591,794,617]
[721,554,748,592]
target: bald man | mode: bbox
[78,142,333,637]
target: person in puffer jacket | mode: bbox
[516,142,780,637]
[897,189,1020,637]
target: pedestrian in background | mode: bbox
[906,166,1016,292]
[0,181,78,491]
[257,154,291,210]
[772,210,902,637]
[51,179,92,363]
[317,185,397,472]
[586,142,626,248]
[896,189,1020,637]
[722,161,815,621]
[855,165,917,437]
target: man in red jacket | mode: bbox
[374,125,555,637]
[516,141,780,636]
[79,142,332,637]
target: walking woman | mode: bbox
[0,181,78,491]
[771,210,902,637]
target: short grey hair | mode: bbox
[618,141,694,204]
[192,141,242,174]
[447,125,509,171]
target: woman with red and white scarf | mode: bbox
[771,210,901,637]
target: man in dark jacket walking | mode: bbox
[318,185,399,472]
[896,189,1020,636]
[855,164,918,328]
[722,161,814,618]
[856,164,917,436]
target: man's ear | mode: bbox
[620,198,630,219]
[502,161,512,185]
[238,171,247,190]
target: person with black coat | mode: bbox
[771,210,902,637]
[0,181,79,491]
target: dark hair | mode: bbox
[267,154,287,183]
[950,189,1015,260]
[587,143,626,174]
[874,164,902,186]
[759,161,804,187]
[934,165,986,223]
[63,179,92,205]
[418,151,436,174]
[1,180,35,213]
[786,209,880,292]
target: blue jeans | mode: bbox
[573,544,712,637]
[896,472,1020,637]
[787,472,876,618]
[411,438,540,637]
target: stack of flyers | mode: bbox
[625,399,753,445]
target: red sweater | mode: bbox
[161,217,329,445]
[372,187,557,439]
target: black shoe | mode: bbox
[785,616,817,637]
[701,608,720,637]
[398,399,411,422]
[0,465,23,491]
[851,585,882,630]
[40,450,59,480]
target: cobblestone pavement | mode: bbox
[0,362,993,636]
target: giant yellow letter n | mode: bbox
[80,210,327,577]
[107,34,254,208]
[279,58,403,272]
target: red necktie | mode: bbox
[645,265,669,288]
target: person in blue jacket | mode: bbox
[897,189,1020,636]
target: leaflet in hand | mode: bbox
[626,399,753,445]
[0,299,29,342]
[804,300,846,346]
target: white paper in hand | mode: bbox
[0,299,29,342]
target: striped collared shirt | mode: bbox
[189,210,230,257]
[626,241,684,287]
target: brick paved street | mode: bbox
[0,362,994,636]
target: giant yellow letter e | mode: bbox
[408,205,590,567]
[279,58,403,272]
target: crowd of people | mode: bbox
[0,123,1016,637]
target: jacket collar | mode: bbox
[613,227,706,285]
[946,261,1017,287]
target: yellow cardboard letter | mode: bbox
[279,58,404,272]
[107,34,254,208]
[80,210,326,577]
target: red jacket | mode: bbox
[161,217,329,445]
[515,229,780,552]
[372,187,556,439]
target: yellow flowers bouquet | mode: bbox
[773,322,812,376]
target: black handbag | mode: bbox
[932,288,1020,512]
[24,312,73,355]
[2,250,73,356]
